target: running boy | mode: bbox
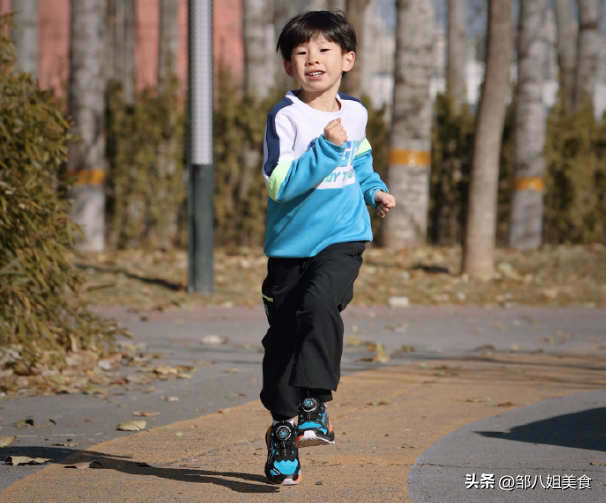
[260,10,396,485]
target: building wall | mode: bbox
[1,0,244,95]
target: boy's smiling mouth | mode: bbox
[306,71,325,78]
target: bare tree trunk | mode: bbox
[107,0,135,104]
[462,0,511,277]
[341,0,369,98]
[12,0,38,78]
[509,0,547,250]
[158,0,178,93]
[308,0,346,10]
[243,0,275,98]
[447,0,466,110]
[273,0,299,88]
[552,0,576,110]
[327,0,346,9]
[574,0,602,111]
[383,0,434,249]
[68,0,106,251]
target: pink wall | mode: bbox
[0,0,244,95]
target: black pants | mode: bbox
[260,241,365,419]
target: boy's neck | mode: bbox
[297,89,341,112]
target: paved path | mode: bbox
[0,306,605,501]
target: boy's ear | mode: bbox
[341,51,355,73]
[284,60,295,79]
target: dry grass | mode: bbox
[75,244,606,311]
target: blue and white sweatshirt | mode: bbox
[262,90,388,258]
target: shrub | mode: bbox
[0,13,127,373]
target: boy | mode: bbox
[260,10,396,486]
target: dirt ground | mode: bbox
[75,244,606,311]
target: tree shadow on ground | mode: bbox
[476,407,606,453]
[76,263,184,292]
[0,445,278,494]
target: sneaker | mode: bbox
[296,396,335,448]
[265,421,302,485]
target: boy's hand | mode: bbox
[374,191,396,218]
[324,118,347,146]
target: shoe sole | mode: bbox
[296,430,335,448]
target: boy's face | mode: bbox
[284,35,355,100]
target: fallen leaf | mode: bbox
[497,401,514,407]
[590,461,606,466]
[5,456,51,466]
[369,397,392,406]
[126,374,152,385]
[346,336,363,347]
[200,335,228,346]
[164,396,179,402]
[82,385,107,396]
[223,368,239,374]
[116,420,146,432]
[175,365,196,372]
[153,364,177,375]
[133,411,159,417]
[13,419,34,428]
[467,396,492,403]
[373,343,391,363]
[0,436,17,448]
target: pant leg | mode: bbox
[259,256,306,419]
[290,241,365,393]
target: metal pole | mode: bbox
[187,0,213,293]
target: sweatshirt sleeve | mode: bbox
[353,138,388,209]
[263,111,345,203]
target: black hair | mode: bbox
[276,10,356,62]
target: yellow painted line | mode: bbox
[512,176,544,192]
[66,169,106,186]
[388,149,431,167]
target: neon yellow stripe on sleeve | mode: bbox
[355,138,372,156]
[267,161,292,201]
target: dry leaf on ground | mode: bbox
[5,456,51,466]
[13,419,34,428]
[116,420,146,431]
[0,436,17,448]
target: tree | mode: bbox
[462,0,512,277]
[106,0,134,104]
[508,0,547,250]
[158,0,178,94]
[383,0,434,249]
[574,0,602,111]
[12,0,38,78]
[341,0,369,98]
[552,0,576,110]
[68,0,106,251]
[243,0,275,98]
[447,0,466,110]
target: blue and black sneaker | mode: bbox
[265,420,302,485]
[296,396,335,448]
